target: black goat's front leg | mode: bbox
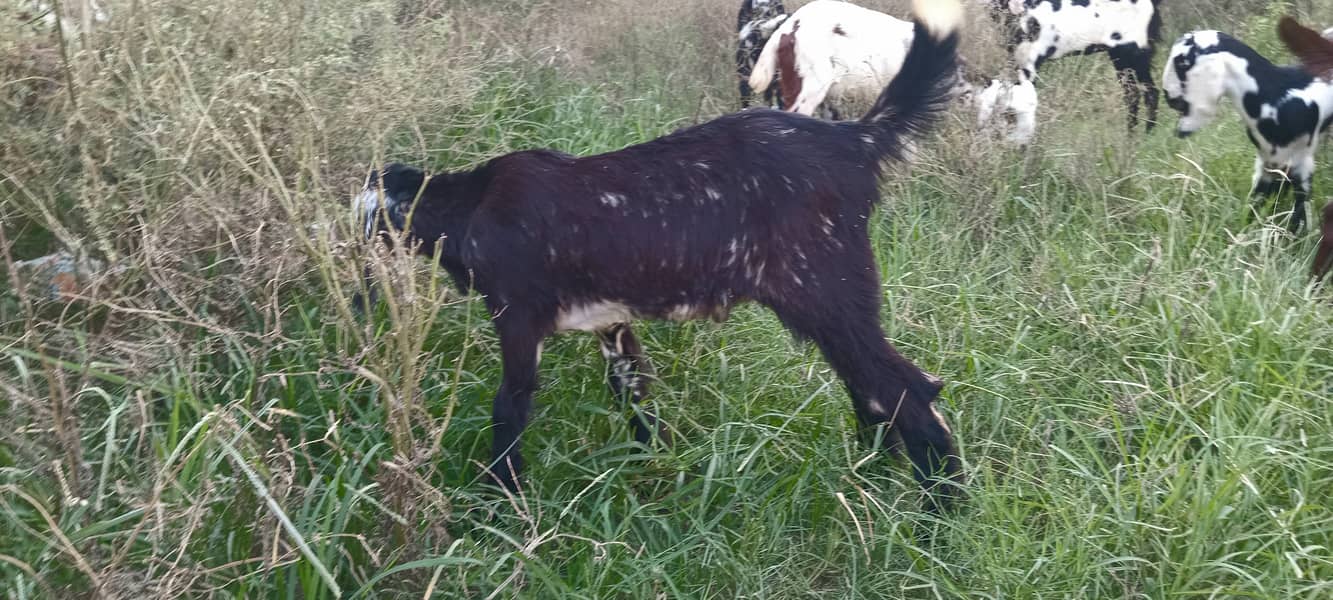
[763,266,963,511]
[596,323,667,445]
[351,264,379,314]
[486,313,547,494]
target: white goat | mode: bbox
[1163,29,1333,232]
[968,76,1039,143]
[747,0,914,118]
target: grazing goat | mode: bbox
[957,72,1040,144]
[357,0,967,510]
[1005,0,1163,142]
[737,0,789,108]
[1163,29,1333,233]
[747,0,916,118]
[1279,17,1333,279]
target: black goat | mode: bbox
[736,0,788,108]
[357,0,966,510]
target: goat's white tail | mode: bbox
[856,0,962,161]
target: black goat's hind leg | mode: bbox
[597,323,667,446]
[764,280,963,511]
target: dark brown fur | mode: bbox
[359,17,965,511]
[777,20,803,110]
[1279,17,1333,78]
[1314,202,1333,280]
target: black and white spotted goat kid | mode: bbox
[736,0,788,108]
[1164,30,1333,232]
[357,0,968,511]
[1008,0,1164,140]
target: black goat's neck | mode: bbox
[406,166,489,288]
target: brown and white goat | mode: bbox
[356,0,967,510]
[747,0,916,119]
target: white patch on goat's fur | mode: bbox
[1191,30,1221,49]
[820,215,835,236]
[931,405,953,435]
[696,161,711,170]
[556,302,635,332]
[666,304,698,321]
[867,398,888,415]
[861,134,875,145]
[601,192,626,207]
[705,187,722,202]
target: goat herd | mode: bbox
[356,0,1333,512]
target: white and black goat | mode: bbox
[1163,29,1333,232]
[737,0,789,108]
[747,0,916,118]
[357,0,967,510]
[1005,0,1164,142]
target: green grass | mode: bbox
[2,0,1332,598]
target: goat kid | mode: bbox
[737,0,789,108]
[1005,0,1163,142]
[357,0,967,510]
[1164,29,1333,233]
[956,71,1040,144]
[748,0,915,119]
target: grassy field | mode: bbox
[2,0,1332,597]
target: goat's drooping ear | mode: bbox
[354,163,427,238]
[1278,16,1333,78]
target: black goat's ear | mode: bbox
[376,163,427,201]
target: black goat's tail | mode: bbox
[856,0,962,163]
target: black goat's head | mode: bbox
[354,162,427,239]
